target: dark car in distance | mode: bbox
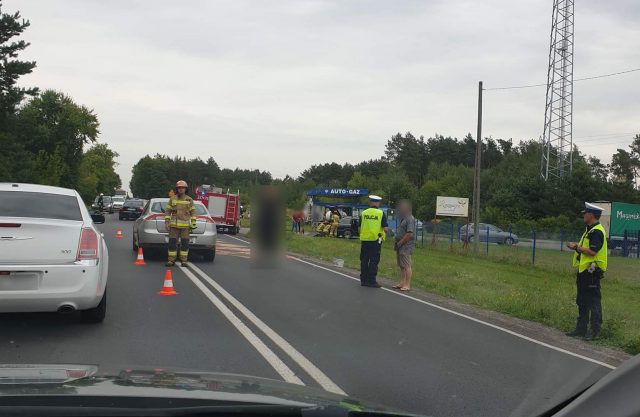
[337,216,359,239]
[119,199,146,220]
[92,195,113,213]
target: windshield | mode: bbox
[124,200,144,208]
[151,201,208,215]
[1,1,638,417]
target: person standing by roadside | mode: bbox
[330,209,341,237]
[164,180,196,267]
[292,209,305,234]
[565,202,608,340]
[392,200,416,291]
[359,195,388,288]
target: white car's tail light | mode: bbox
[197,215,215,223]
[145,213,165,220]
[77,228,99,261]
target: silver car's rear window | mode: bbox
[1,191,82,221]
[151,201,208,215]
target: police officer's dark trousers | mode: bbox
[575,269,603,335]
[360,241,381,285]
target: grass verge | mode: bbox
[284,233,640,355]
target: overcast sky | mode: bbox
[8,0,640,190]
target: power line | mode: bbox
[573,131,637,139]
[484,67,640,91]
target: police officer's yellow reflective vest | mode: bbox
[572,223,608,272]
[360,207,385,242]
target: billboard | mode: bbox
[436,196,469,217]
[610,202,640,236]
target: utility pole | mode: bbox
[473,81,483,254]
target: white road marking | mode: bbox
[179,267,304,385]
[288,256,617,370]
[188,263,347,395]
[221,233,617,368]
[225,235,251,244]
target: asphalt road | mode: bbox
[0,215,613,417]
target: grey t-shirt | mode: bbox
[395,214,416,250]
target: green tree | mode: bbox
[0,1,38,181]
[384,132,428,186]
[610,149,635,186]
[0,1,37,123]
[130,155,173,199]
[629,134,640,188]
[77,143,121,202]
[587,156,609,183]
[378,167,415,207]
[14,90,99,188]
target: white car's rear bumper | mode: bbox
[0,261,107,313]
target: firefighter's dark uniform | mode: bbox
[359,198,387,287]
[165,194,196,265]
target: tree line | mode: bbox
[294,132,640,233]
[0,2,120,203]
[129,130,640,235]
[129,154,272,201]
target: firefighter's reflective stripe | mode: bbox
[167,250,178,261]
[171,200,192,205]
[170,220,191,228]
[179,250,189,259]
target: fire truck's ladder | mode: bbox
[225,190,238,220]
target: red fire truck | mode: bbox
[194,185,241,235]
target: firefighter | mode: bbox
[165,180,197,267]
[330,209,340,237]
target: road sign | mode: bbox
[436,196,469,217]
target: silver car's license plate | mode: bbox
[164,237,196,244]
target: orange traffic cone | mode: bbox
[116,227,123,239]
[157,270,178,296]
[134,247,146,265]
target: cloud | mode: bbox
[8,0,640,190]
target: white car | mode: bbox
[0,183,109,322]
[111,196,126,212]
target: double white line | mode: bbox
[181,263,346,396]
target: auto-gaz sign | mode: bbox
[305,188,368,197]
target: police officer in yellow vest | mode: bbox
[565,202,607,340]
[165,180,197,267]
[359,195,389,287]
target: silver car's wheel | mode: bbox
[504,237,515,245]
[204,246,216,262]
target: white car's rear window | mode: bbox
[1,191,82,221]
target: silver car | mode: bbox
[0,183,109,322]
[132,198,217,261]
[459,223,519,245]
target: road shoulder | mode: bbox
[286,250,631,368]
